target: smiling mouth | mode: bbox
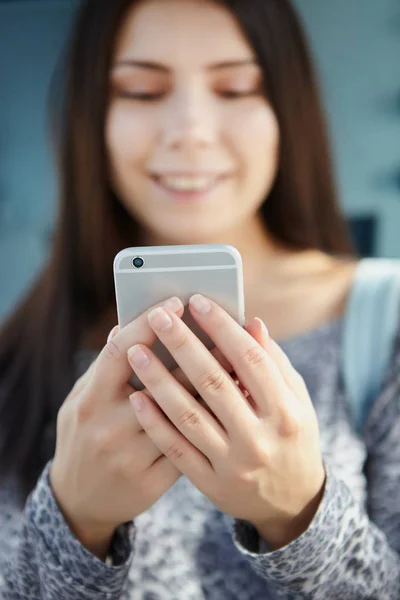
[151,174,229,194]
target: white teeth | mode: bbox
[158,176,218,192]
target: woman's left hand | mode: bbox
[128,294,326,550]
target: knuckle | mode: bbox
[75,400,93,425]
[171,333,188,352]
[197,369,226,395]
[235,468,253,486]
[145,371,163,389]
[93,428,117,454]
[242,346,265,369]
[103,339,122,362]
[165,442,184,462]
[114,453,134,477]
[279,404,302,437]
[234,468,265,496]
[73,390,96,424]
[178,408,202,430]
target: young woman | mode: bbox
[0,0,399,598]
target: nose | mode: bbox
[161,82,218,152]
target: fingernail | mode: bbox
[262,322,269,337]
[255,317,269,337]
[148,307,173,331]
[107,325,119,343]
[163,296,183,312]
[190,294,211,314]
[131,393,145,412]
[128,345,151,367]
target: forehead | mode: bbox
[113,0,255,66]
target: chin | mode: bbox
[149,221,228,246]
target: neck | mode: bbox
[141,213,290,290]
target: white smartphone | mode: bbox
[113,244,245,389]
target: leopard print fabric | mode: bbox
[0,318,400,599]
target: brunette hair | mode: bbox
[0,0,354,496]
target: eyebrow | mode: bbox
[112,59,257,72]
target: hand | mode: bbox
[128,295,326,550]
[50,296,186,560]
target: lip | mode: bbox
[151,171,230,178]
[149,172,231,203]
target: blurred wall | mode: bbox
[0,0,399,319]
[294,0,400,258]
[0,0,76,318]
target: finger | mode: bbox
[131,391,214,485]
[169,345,234,399]
[146,454,182,497]
[246,318,307,398]
[112,392,146,434]
[243,318,286,411]
[142,345,234,423]
[188,295,291,419]
[134,431,165,467]
[105,402,165,465]
[66,357,98,404]
[145,307,258,438]
[127,344,228,460]
[89,296,184,401]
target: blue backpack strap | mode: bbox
[342,258,400,435]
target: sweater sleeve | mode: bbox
[0,461,135,599]
[229,333,400,600]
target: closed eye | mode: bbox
[115,91,166,101]
[218,90,261,99]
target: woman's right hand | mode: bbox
[49,296,185,561]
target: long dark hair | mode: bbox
[0,0,354,496]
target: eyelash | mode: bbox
[117,92,164,101]
[219,90,260,99]
[116,90,260,102]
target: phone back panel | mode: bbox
[114,244,245,389]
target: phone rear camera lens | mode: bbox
[132,257,144,269]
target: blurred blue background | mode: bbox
[0,0,399,319]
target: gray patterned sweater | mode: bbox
[1,315,400,599]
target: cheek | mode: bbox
[105,104,154,169]
[227,103,280,179]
